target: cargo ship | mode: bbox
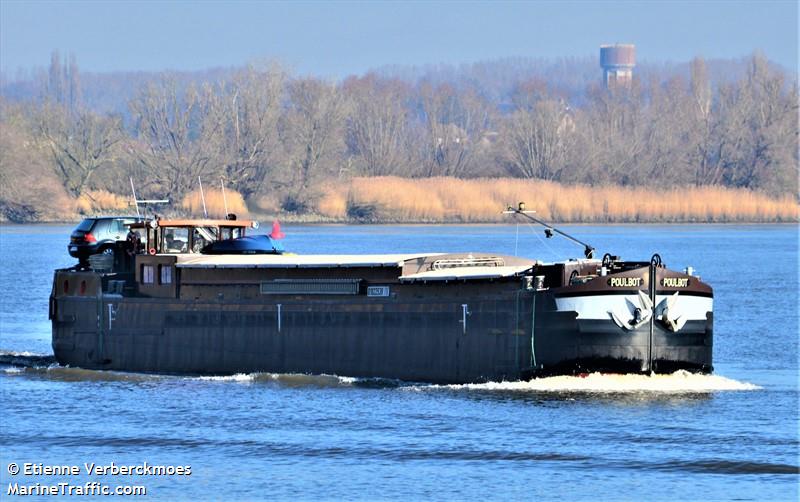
[50,205,713,383]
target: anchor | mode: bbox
[656,291,687,332]
[609,290,653,330]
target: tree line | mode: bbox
[0,52,796,220]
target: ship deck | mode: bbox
[399,265,533,282]
[169,252,539,281]
[173,253,444,269]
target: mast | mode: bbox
[221,178,228,216]
[198,177,208,218]
[130,177,140,217]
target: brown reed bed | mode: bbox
[76,190,132,214]
[74,188,250,219]
[181,189,248,218]
[316,177,799,223]
[76,178,797,224]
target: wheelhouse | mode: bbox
[129,218,259,255]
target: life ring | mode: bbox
[148,248,156,256]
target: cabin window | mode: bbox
[163,227,189,253]
[142,264,155,284]
[220,227,242,240]
[159,265,173,284]
[191,227,217,253]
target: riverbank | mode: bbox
[311,177,799,223]
[2,177,797,224]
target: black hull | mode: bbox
[52,292,713,384]
[528,317,713,377]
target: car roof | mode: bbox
[84,216,144,220]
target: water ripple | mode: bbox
[3,431,594,463]
[643,459,800,475]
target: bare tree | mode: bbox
[35,103,123,196]
[684,57,725,185]
[498,99,573,180]
[344,74,412,176]
[731,54,799,191]
[417,83,490,177]
[279,78,347,210]
[129,79,224,199]
[214,64,286,199]
[579,82,648,185]
[638,75,693,185]
[0,100,73,221]
[45,51,81,113]
[47,51,63,106]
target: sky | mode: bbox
[1,0,797,77]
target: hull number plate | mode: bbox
[367,286,390,297]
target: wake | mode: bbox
[424,371,760,393]
[1,350,760,392]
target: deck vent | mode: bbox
[260,279,361,295]
[432,257,505,270]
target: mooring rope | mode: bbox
[525,221,561,260]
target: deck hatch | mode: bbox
[260,279,361,295]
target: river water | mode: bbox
[0,223,797,500]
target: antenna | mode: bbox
[130,177,168,216]
[503,202,596,259]
[198,177,208,218]
[130,177,140,217]
[220,178,228,216]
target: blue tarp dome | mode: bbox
[201,235,284,255]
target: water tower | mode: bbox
[600,44,636,89]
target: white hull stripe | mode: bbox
[555,295,713,321]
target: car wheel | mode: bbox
[100,247,115,256]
